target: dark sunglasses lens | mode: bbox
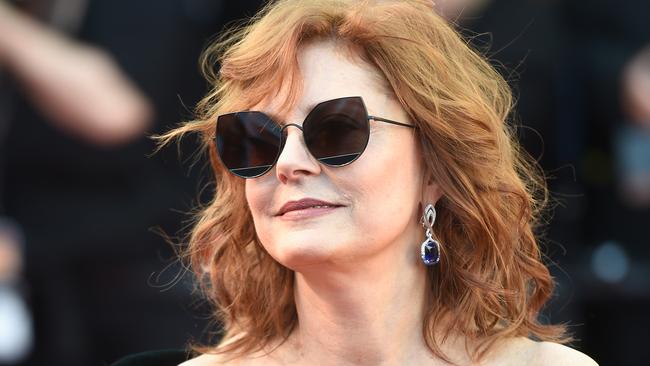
[304,98,369,166]
[216,112,281,177]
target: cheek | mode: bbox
[340,135,422,235]
[245,179,273,228]
[245,180,281,258]
[244,181,257,214]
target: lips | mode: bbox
[276,198,344,216]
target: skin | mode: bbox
[622,46,650,128]
[183,40,598,366]
[0,1,152,146]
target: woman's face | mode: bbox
[245,40,437,271]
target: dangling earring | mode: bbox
[420,203,441,266]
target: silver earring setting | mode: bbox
[420,204,441,266]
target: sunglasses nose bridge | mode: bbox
[278,122,306,152]
[280,123,304,133]
[274,122,322,181]
[278,122,305,149]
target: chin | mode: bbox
[264,234,345,270]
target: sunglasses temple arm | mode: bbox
[368,115,415,128]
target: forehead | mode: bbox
[251,40,394,121]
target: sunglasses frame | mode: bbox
[215,96,415,178]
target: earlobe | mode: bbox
[422,180,443,205]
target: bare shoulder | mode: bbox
[533,341,598,366]
[482,336,538,365]
[483,337,597,366]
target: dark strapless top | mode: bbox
[111,349,190,366]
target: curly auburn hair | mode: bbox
[159,0,571,363]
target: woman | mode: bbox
[121,0,598,364]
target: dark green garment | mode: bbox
[111,349,189,366]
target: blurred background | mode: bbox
[0,0,647,365]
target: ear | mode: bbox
[421,175,443,205]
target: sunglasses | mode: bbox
[215,96,415,178]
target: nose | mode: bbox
[275,124,321,184]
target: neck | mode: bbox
[280,236,437,366]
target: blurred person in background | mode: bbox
[0,0,153,146]
[0,0,264,365]
[0,220,32,364]
[619,46,650,207]
[0,1,155,364]
[0,6,33,360]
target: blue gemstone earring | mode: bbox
[420,204,441,266]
